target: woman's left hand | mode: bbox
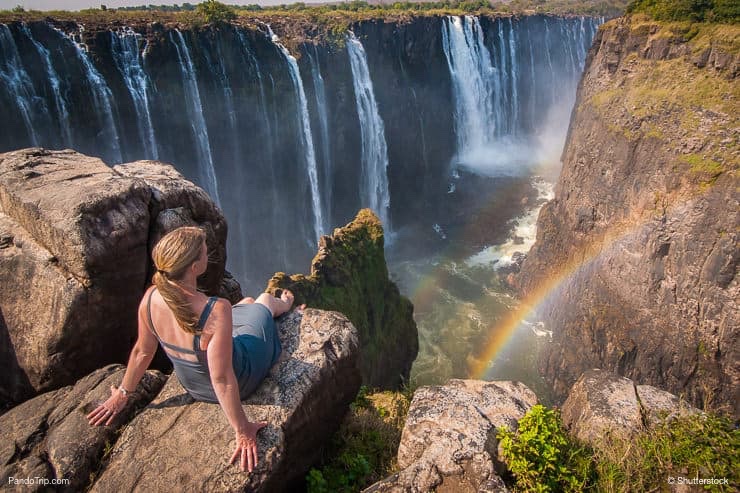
[87,385,129,426]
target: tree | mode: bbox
[196,0,236,23]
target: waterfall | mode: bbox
[110,28,158,159]
[346,31,391,230]
[543,18,556,103]
[170,30,220,206]
[19,24,73,148]
[507,17,519,134]
[0,24,40,146]
[441,16,495,157]
[267,26,324,244]
[527,22,536,131]
[64,27,122,164]
[307,45,332,222]
[497,19,509,135]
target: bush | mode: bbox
[195,0,236,23]
[498,405,595,492]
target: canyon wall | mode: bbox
[518,15,738,416]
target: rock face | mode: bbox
[518,17,739,416]
[0,148,228,406]
[366,379,538,492]
[562,369,700,448]
[0,364,166,491]
[91,308,361,492]
[267,209,418,389]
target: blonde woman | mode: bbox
[87,226,293,472]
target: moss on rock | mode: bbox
[267,209,418,389]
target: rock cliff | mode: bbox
[518,16,739,416]
[0,148,229,407]
[267,209,418,389]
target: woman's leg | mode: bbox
[255,290,294,318]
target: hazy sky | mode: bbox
[0,0,318,10]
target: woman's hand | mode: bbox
[87,385,129,426]
[229,421,268,472]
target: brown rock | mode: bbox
[0,364,166,491]
[366,379,537,492]
[0,149,228,407]
[91,308,361,492]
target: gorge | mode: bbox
[0,11,600,395]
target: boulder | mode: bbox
[562,369,701,449]
[0,364,166,491]
[366,380,538,493]
[91,308,361,492]
[0,149,227,406]
[267,209,418,390]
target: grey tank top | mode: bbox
[146,289,221,402]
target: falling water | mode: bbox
[170,30,220,206]
[65,27,122,163]
[441,16,495,157]
[0,24,40,146]
[19,24,73,148]
[507,17,519,134]
[526,22,536,131]
[266,26,324,244]
[307,45,333,220]
[543,18,556,103]
[346,31,391,230]
[110,28,158,159]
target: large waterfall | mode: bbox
[346,31,391,231]
[0,16,601,292]
[170,29,221,206]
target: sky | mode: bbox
[0,0,322,10]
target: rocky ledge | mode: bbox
[2,308,361,492]
[267,209,418,390]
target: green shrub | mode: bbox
[195,0,236,23]
[306,387,411,493]
[498,404,595,492]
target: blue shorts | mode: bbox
[231,303,281,399]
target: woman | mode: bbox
[87,226,293,473]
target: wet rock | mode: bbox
[91,308,361,493]
[0,365,166,491]
[366,379,537,492]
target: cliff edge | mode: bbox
[518,15,738,416]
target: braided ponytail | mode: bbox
[151,227,207,334]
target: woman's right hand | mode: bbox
[230,421,268,472]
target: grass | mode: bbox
[499,405,740,492]
[306,386,412,492]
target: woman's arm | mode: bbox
[206,299,266,472]
[88,291,159,426]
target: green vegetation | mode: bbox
[195,0,236,23]
[306,386,411,492]
[627,0,740,23]
[499,405,740,492]
[498,405,595,492]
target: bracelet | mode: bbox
[118,385,132,397]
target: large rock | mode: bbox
[366,379,538,493]
[0,364,166,491]
[267,209,418,390]
[91,308,361,492]
[562,369,700,449]
[517,17,739,416]
[0,149,227,406]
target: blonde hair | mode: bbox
[151,226,207,334]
